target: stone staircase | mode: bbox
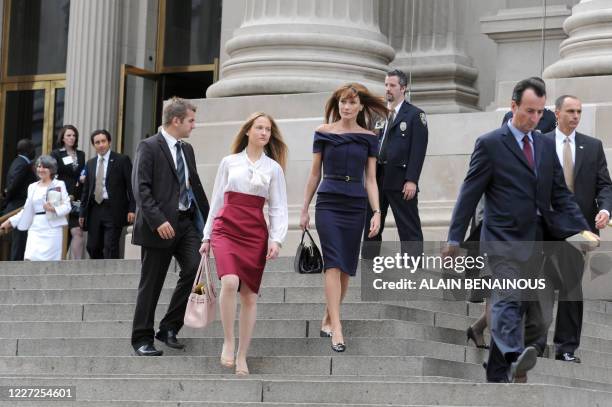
[0,259,611,406]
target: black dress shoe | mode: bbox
[135,344,163,356]
[155,329,185,349]
[556,352,581,363]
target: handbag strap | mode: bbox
[301,229,316,245]
[192,255,206,290]
[202,254,217,300]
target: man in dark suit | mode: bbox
[79,130,135,259]
[529,95,612,362]
[131,97,210,356]
[362,69,428,257]
[445,78,592,382]
[1,139,36,260]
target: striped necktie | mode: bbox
[175,142,189,208]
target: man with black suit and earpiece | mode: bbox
[527,94,612,363]
[444,78,595,383]
[131,97,209,356]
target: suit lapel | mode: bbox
[157,133,179,181]
[501,127,534,174]
[388,101,409,130]
[574,132,585,178]
[105,151,115,188]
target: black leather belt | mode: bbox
[324,174,362,183]
[35,211,45,215]
[178,207,194,219]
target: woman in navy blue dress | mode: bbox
[300,83,387,352]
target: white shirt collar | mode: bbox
[556,128,576,143]
[389,101,403,116]
[161,127,180,148]
[242,149,266,167]
[98,149,111,161]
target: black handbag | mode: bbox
[294,229,323,274]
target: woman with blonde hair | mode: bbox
[200,112,288,375]
[300,83,387,352]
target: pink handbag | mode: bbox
[184,254,217,328]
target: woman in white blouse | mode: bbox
[200,112,288,376]
[0,155,71,260]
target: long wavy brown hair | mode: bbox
[230,112,288,171]
[324,83,388,129]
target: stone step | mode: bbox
[1,356,610,390]
[11,337,468,362]
[0,403,471,407]
[0,377,609,406]
[0,271,335,289]
[0,402,465,407]
[3,318,612,356]
[0,258,296,275]
[0,287,361,305]
[0,318,465,344]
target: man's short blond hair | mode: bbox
[162,97,196,126]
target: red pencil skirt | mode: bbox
[211,191,268,294]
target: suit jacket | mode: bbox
[131,133,210,248]
[378,101,428,190]
[80,151,136,230]
[2,156,36,213]
[448,124,588,261]
[544,131,612,234]
[10,179,71,230]
[50,148,86,200]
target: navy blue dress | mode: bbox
[313,131,379,276]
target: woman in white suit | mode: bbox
[0,155,71,261]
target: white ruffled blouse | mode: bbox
[202,150,288,244]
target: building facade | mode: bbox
[2,0,611,254]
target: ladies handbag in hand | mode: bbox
[294,229,323,274]
[184,254,217,328]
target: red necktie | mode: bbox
[522,135,534,170]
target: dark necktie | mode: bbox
[379,111,396,161]
[175,142,189,208]
[522,135,534,170]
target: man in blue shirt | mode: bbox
[445,78,591,383]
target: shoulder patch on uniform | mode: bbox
[420,112,427,127]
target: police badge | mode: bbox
[400,122,407,131]
[420,113,427,127]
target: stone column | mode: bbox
[380,0,479,113]
[207,0,395,97]
[544,0,612,78]
[64,0,122,153]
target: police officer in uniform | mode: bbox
[362,69,428,257]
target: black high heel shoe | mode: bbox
[466,326,489,349]
[331,341,346,352]
[320,329,332,338]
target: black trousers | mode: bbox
[10,229,28,261]
[362,164,423,258]
[86,200,122,259]
[526,241,584,355]
[131,213,200,349]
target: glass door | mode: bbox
[0,80,65,190]
[117,65,160,159]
